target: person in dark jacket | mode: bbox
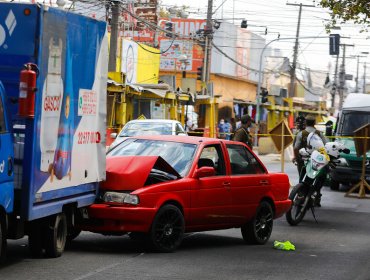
[292,115,306,180]
[233,114,254,148]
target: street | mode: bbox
[1,156,370,280]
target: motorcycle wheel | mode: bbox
[286,183,309,226]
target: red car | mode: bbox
[79,135,291,252]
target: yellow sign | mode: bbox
[137,44,160,84]
[121,39,160,85]
[269,119,293,153]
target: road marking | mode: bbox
[73,252,144,280]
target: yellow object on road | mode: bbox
[273,240,296,251]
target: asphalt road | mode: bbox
[1,156,370,280]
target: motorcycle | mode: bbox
[286,134,350,226]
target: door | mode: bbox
[0,83,14,213]
[226,144,271,223]
[190,144,232,226]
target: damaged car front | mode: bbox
[78,137,197,235]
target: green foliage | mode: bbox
[320,0,370,31]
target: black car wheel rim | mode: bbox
[154,209,183,250]
[255,206,273,241]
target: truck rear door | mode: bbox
[0,83,14,213]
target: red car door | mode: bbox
[226,144,271,224]
[190,144,233,227]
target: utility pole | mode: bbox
[355,55,360,92]
[338,44,354,109]
[108,1,120,72]
[286,2,315,98]
[331,53,339,108]
[364,63,367,94]
[205,0,213,96]
[338,45,346,110]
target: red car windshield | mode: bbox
[107,139,197,177]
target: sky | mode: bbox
[9,0,370,87]
[160,0,370,84]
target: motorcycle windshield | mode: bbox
[306,158,326,179]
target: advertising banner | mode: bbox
[35,8,108,199]
[121,39,160,84]
[158,18,206,72]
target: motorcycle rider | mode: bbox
[292,115,306,181]
[293,115,328,206]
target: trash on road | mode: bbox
[273,240,296,251]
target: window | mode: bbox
[0,95,6,133]
[227,144,265,175]
[175,123,185,135]
[338,111,370,136]
[198,145,226,175]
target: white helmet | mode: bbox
[306,131,324,153]
[325,142,346,158]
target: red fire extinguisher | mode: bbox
[18,63,39,118]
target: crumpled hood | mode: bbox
[100,156,181,191]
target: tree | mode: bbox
[320,0,370,29]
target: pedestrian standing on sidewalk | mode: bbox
[224,119,231,140]
[233,114,254,148]
[218,119,226,139]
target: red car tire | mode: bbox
[149,204,184,253]
[241,201,273,245]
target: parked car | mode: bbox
[79,135,291,252]
[109,119,187,150]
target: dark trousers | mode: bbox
[297,160,305,183]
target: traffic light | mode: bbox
[165,22,173,38]
[261,89,268,103]
[329,34,340,55]
[196,66,203,81]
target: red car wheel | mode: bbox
[241,201,273,245]
[149,204,184,252]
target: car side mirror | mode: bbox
[110,132,117,139]
[194,166,216,178]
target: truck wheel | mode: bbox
[28,222,45,258]
[45,213,67,258]
[0,217,6,263]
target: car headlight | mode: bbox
[103,192,139,205]
[123,194,140,205]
